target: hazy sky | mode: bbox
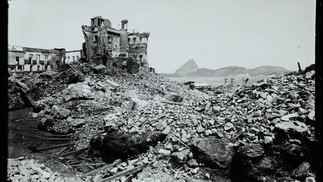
[8,0,315,73]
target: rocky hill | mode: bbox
[7,60,318,182]
[174,59,198,76]
[168,60,290,77]
[248,66,289,76]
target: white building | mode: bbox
[65,50,81,64]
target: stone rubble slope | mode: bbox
[8,62,317,182]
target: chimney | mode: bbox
[121,19,128,31]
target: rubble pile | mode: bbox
[8,62,317,182]
[7,158,82,182]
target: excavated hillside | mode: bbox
[7,61,317,182]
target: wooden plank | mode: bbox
[100,164,147,182]
[81,159,121,178]
[70,162,105,168]
[29,142,74,152]
[60,147,90,157]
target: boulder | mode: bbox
[166,93,184,102]
[171,149,190,164]
[281,113,299,121]
[292,162,311,179]
[62,83,94,102]
[305,71,315,79]
[303,64,315,74]
[307,110,315,121]
[155,120,167,131]
[56,68,85,84]
[237,143,265,159]
[126,60,140,74]
[8,92,28,110]
[89,130,167,163]
[189,137,235,169]
[8,79,34,110]
[187,159,198,168]
[93,64,106,74]
[38,118,56,131]
[51,105,71,118]
[232,144,279,182]
[275,121,308,135]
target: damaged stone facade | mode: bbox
[65,50,82,64]
[82,16,150,65]
[8,45,65,72]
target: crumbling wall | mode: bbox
[82,16,149,65]
[128,32,149,65]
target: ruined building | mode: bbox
[81,16,150,65]
[8,45,84,72]
[8,45,66,72]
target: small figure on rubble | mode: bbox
[224,78,228,85]
[230,78,235,85]
[243,78,249,85]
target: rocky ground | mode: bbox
[7,61,317,182]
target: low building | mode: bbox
[8,45,24,71]
[65,50,82,64]
[8,45,65,72]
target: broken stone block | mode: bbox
[126,60,140,74]
[187,159,198,168]
[307,110,315,121]
[162,126,171,134]
[93,64,106,74]
[275,121,308,134]
[38,118,56,131]
[8,92,29,110]
[158,149,171,155]
[305,70,315,79]
[57,67,85,84]
[305,176,316,182]
[189,137,235,169]
[166,92,184,102]
[89,130,167,163]
[51,105,71,119]
[196,125,205,133]
[237,143,265,159]
[281,113,299,121]
[292,162,311,179]
[155,120,167,131]
[62,83,94,102]
[171,149,190,164]
[224,122,234,131]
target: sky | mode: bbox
[8,0,316,73]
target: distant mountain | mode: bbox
[248,66,289,76]
[174,59,198,76]
[169,60,290,77]
[188,66,249,77]
[159,59,290,78]
[185,66,289,77]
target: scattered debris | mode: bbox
[8,63,317,181]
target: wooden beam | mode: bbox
[81,159,121,178]
[29,142,74,152]
[100,164,147,182]
[60,147,90,157]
